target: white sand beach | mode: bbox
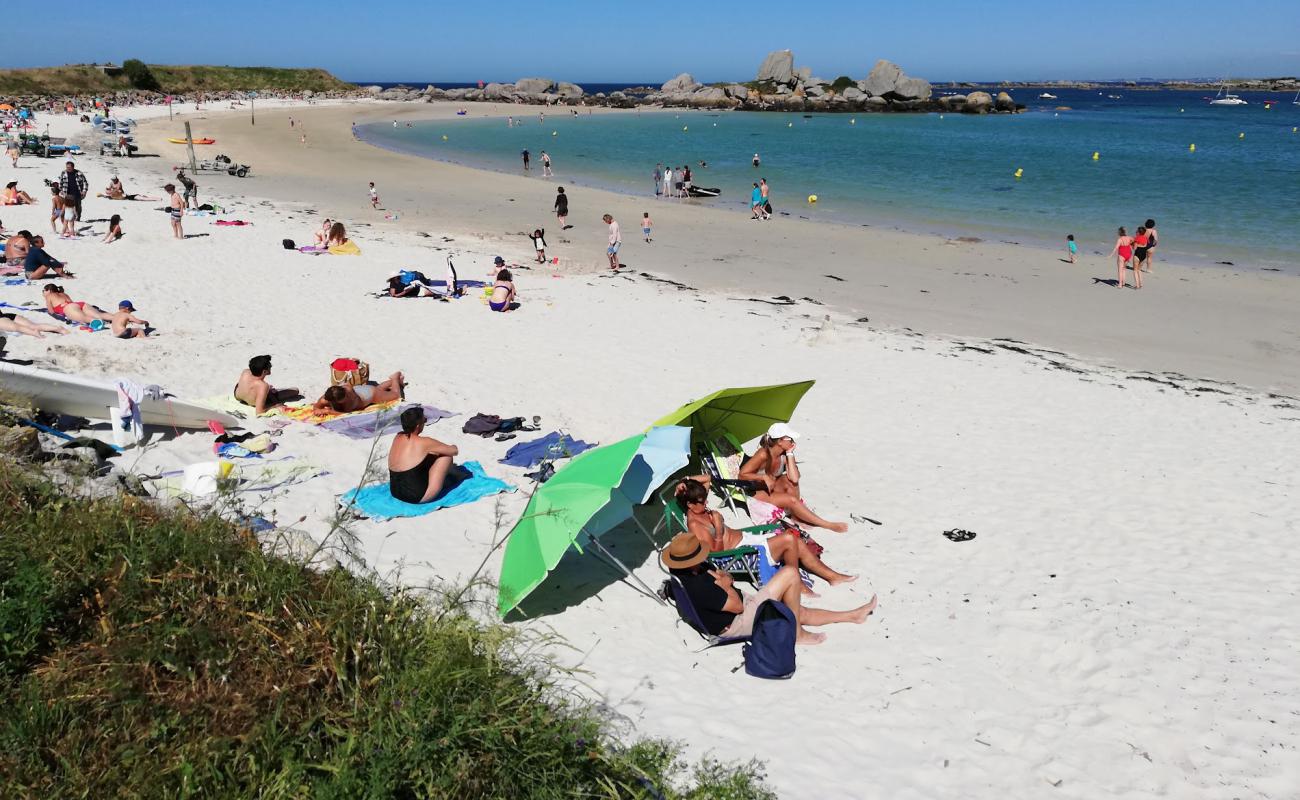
[2,100,1297,799]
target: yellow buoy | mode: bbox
[1092,152,1099,160]
[1238,132,1244,139]
[1189,143,1196,152]
[807,194,818,204]
[1293,127,1298,133]
[441,135,448,141]
[1014,168,1023,179]
[682,125,688,132]
[850,118,856,124]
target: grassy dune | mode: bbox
[0,64,353,95]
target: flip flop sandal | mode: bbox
[851,513,883,526]
[942,529,977,542]
[495,433,516,442]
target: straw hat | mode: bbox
[661,533,708,569]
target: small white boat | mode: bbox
[1106,94,1123,100]
[1210,83,1248,106]
[1038,92,1057,100]
[1292,89,1299,106]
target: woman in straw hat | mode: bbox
[662,533,877,644]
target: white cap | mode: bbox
[767,422,800,440]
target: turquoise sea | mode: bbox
[359,89,1300,272]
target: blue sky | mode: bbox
[5,0,1298,83]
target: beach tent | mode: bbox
[497,427,692,617]
[652,380,815,449]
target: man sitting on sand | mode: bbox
[674,478,854,587]
[313,371,406,413]
[388,406,470,504]
[234,354,301,416]
[662,532,876,644]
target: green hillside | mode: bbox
[0,64,353,95]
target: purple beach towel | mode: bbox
[318,404,455,440]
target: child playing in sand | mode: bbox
[49,186,65,235]
[528,228,547,263]
[368,182,379,209]
[102,214,123,244]
[642,212,653,242]
[111,300,150,339]
[1066,234,1077,263]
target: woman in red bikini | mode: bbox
[42,283,114,325]
[1109,226,1135,289]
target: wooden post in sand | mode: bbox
[183,121,198,174]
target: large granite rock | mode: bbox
[555,81,585,98]
[937,93,967,109]
[515,77,554,94]
[861,59,932,100]
[725,83,749,99]
[692,86,727,102]
[364,85,383,94]
[756,50,795,84]
[805,84,826,97]
[661,73,700,93]
[482,82,513,100]
[841,86,864,101]
[963,91,993,113]
[795,66,812,83]
[995,91,1016,111]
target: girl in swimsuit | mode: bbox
[738,424,849,533]
[675,477,856,587]
[326,221,350,248]
[42,284,114,325]
[1132,226,1151,283]
[388,407,466,504]
[1110,226,1135,289]
[314,371,406,413]
[489,269,516,312]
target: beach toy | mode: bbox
[89,319,105,331]
[1189,143,1196,152]
[1013,168,1023,179]
[807,194,817,204]
[552,257,559,264]
[1092,152,1099,160]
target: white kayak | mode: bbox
[0,361,240,429]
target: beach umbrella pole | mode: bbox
[584,533,666,606]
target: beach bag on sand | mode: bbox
[282,238,295,250]
[742,600,796,679]
[463,413,502,437]
[329,357,370,387]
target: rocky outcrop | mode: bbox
[963,91,993,113]
[555,81,584,98]
[514,77,554,94]
[841,87,864,101]
[994,91,1016,112]
[661,73,700,93]
[481,82,511,100]
[862,60,932,101]
[756,50,795,84]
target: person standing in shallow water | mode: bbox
[653,162,663,196]
[521,149,530,170]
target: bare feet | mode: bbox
[827,574,858,587]
[796,629,827,646]
[849,594,879,624]
[800,585,821,598]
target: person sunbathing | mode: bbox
[3,229,31,266]
[675,478,855,586]
[234,354,301,416]
[662,533,876,645]
[3,182,34,205]
[42,284,113,325]
[739,422,848,532]
[388,406,469,504]
[97,177,154,201]
[489,269,517,312]
[0,310,69,338]
[386,270,437,297]
[314,371,405,413]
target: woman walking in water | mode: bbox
[1109,226,1137,289]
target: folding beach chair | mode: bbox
[659,575,750,648]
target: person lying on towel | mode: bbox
[388,406,470,504]
[662,532,876,644]
[313,371,406,413]
[234,354,302,416]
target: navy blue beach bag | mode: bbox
[742,600,797,679]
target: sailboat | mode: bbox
[1293,89,1299,106]
[1210,81,1247,106]
[1038,92,1057,99]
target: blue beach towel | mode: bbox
[339,460,514,519]
[499,431,596,467]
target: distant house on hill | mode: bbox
[96,63,124,77]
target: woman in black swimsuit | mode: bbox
[388,406,465,503]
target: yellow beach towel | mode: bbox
[328,240,361,256]
[275,399,399,425]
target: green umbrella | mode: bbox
[651,380,815,448]
[497,433,647,617]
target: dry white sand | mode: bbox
[1,100,1297,799]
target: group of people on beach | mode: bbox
[654,162,698,199]
[1109,219,1158,289]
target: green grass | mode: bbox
[0,457,774,799]
[0,64,353,95]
